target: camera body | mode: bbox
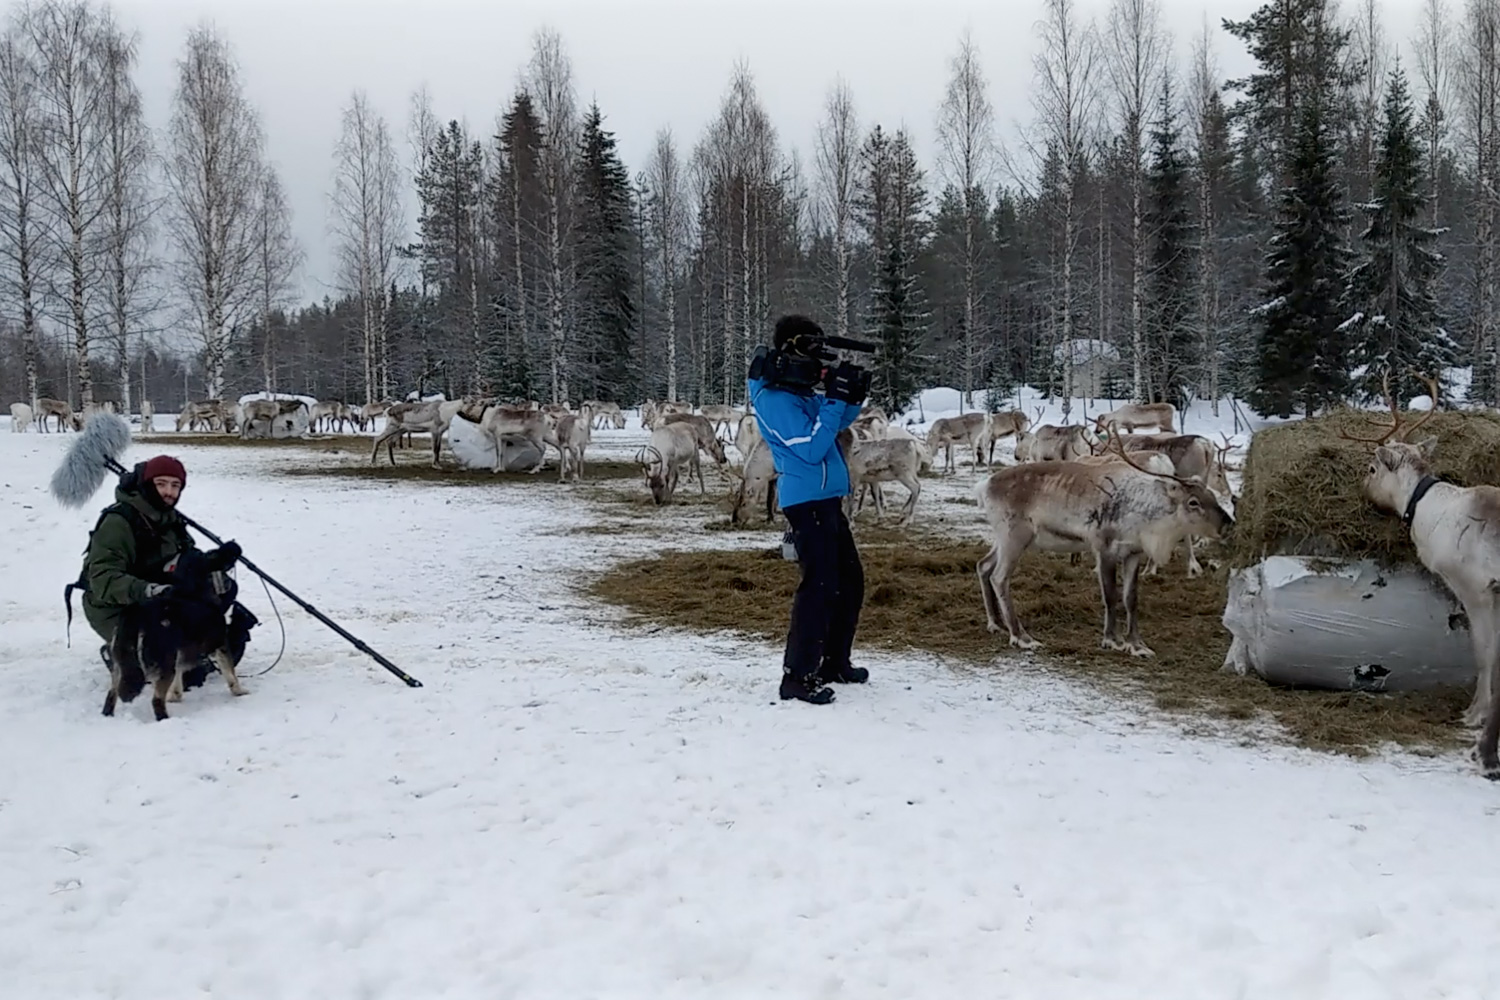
[749,333,875,397]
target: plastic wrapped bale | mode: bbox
[447,415,546,472]
[1222,556,1473,691]
[1221,408,1500,691]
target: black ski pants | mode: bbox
[781,497,864,679]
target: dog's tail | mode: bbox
[111,630,147,703]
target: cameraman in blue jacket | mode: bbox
[748,315,871,704]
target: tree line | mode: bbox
[0,0,1488,419]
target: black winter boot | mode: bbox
[780,672,835,704]
[817,662,869,685]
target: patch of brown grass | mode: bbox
[135,433,374,452]
[589,542,1469,756]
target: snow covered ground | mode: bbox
[3,402,1500,999]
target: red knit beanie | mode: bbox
[142,455,186,486]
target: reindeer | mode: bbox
[10,401,33,432]
[726,437,779,524]
[850,410,890,441]
[309,400,339,432]
[1016,418,1094,463]
[371,401,449,468]
[555,404,593,482]
[699,403,743,436]
[975,446,1234,657]
[838,429,924,525]
[659,412,728,482]
[358,400,390,431]
[980,409,1032,465]
[927,413,991,474]
[476,403,550,473]
[1094,401,1176,435]
[36,397,81,432]
[584,400,626,430]
[638,422,701,505]
[1340,374,1500,777]
[176,399,226,433]
[240,399,309,439]
[139,400,154,432]
[734,412,762,458]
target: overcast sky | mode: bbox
[109,0,1431,304]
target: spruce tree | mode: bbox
[866,129,930,415]
[572,103,636,403]
[1143,84,1197,409]
[1343,66,1456,403]
[1248,87,1351,418]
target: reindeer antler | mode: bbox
[1337,369,1440,446]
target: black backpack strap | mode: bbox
[63,502,159,648]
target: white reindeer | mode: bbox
[638,422,701,505]
[371,401,449,469]
[10,401,33,432]
[1094,401,1177,435]
[839,430,924,525]
[555,404,593,482]
[139,400,154,432]
[476,404,550,474]
[1342,377,1500,777]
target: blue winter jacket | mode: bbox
[747,375,863,508]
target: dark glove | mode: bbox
[144,583,174,600]
[825,363,870,406]
[217,540,242,566]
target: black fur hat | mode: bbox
[773,314,825,356]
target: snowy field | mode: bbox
[4,394,1500,999]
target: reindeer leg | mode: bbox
[1184,535,1204,578]
[979,524,1039,649]
[1465,607,1499,728]
[1120,552,1155,658]
[1097,553,1126,652]
[899,473,919,525]
[431,426,446,470]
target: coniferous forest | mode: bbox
[0,0,1490,420]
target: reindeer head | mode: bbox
[1338,372,1440,517]
[636,445,673,505]
[1105,432,1234,540]
[1010,409,1032,434]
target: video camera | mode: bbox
[748,333,876,396]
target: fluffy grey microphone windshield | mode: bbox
[50,412,132,509]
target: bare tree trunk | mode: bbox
[164,25,266,401]
[1418,0,1455,229]
[648,128,685,402]
[0,24,44,411]
[1190,21,1223,416]
[815,80,858,340]
[528,29,577,405]
[938,29,997,409]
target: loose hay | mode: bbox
[1231,408,1500,567]
[590,543,1469,756]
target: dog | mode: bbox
[103,544,250,721]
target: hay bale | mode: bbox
[1229,408,1500,567]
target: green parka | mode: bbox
[80,484,196,643]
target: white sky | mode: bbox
[110,0,1431,303]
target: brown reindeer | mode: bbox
[976,444,1233,657]
[1093,401,1176,435]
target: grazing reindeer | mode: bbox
[660,412,728,480]
[240,399,309,439]
[699,403,742,436]
[1341,375,1500,777]
[726,437,779,523]
[36,397,81,432]
[1094,401,1176,435]
[476,404,550,473]
[1015,410,1094,463]
[176,399,226,433]
[638,422,701,505]
[10,401,33,432]
[555,404,593,482]
[371,401,449,468]
[981,410,1032,465]
[838,429,924,525]
[584,400,626,430]
[975,445,1233,657]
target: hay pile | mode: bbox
[1229,408,1500,567]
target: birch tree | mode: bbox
[814,78,858,340]
[0,20,44,409]
[252,166,299,394]
[645,126,686,400]
[936,29,996,406]
[1460,0,1500,403]
[163,24,265,399]
[96,16,151,415]
[1032,0,1101,415]
[1189,21,1229,413]
[527,27,577,403]
[1416,0,1456,227]
[331,90,403,402]
[1105,0,1166,400]
[29,0,110,408]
